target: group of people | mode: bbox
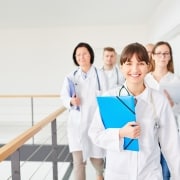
[60,41,180,180]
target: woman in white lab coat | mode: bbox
[145,41,180,180]
[60,42,107,180]
[88,42,180,180]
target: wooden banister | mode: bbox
[0,94,60,98]
[0,106,66,162]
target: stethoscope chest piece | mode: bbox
[154,118,160,129]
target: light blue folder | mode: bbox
[67,77,75,97]
[96,96,139,151]
[67,77,80,110]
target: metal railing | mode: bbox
[0,95,72,180]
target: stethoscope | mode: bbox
[150,91,160,129]
[73,67,101,91]
[119,85,160,130]
[119,85,130,96]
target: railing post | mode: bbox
[31,97,35,144]
[51,119,58,180]
[11,149,21,180]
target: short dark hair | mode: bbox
[103,47,116,52]
[72,42,94,66]
[120,42,149,65]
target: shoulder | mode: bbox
[65,69,80,79]
[102,86,122,96]
[93,66,105,76]
[166,72,180,81]
[145,72,153,80]
[149,87,169,106]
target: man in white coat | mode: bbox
[101,47,125,89]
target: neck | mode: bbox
[152,68,168,82]
[126,82,145,96]
[103,64,114,70]
[81,64,91,73]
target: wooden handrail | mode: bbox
[0,106,66,162]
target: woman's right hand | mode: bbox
[119,121,141,139]
[70,94,81,106]
[163,89,174,107]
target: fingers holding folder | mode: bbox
[96,96,139,151]
[119,122,141,139]
[67,77,80,110]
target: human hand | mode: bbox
[70,94,81,106]
[119,121,140,139]
[163,89,174,107]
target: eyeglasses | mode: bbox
[154,52,170,58]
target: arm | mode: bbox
[158,98,180,179]
[60,76,80,109]
[88,108,140,152]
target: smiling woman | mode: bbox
[88,42,180,180]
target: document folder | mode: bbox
[160,83,180,103]
[96,96,139,151]
[67,77,80,110]
[67,77,76,97]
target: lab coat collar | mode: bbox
[123,81,152,106]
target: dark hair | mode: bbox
[152,41,174,73]
[72,42,94,66]
[120,42,149,65]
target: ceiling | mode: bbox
[0,0,162,28]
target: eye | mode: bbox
[125,62,132,65]
[138,62,146,65]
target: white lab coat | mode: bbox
[145,72,180,126]
[60,65,107,161]
[88,84,180,180]
[101,65,125,90]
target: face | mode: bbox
[152,44,171,69]
[75,47,91,68]
[121,54,149,85]
[103,50,117,66]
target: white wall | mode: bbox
[147,0,180,75]
[0,25,147,94]
[0,0,180,94]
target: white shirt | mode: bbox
[101,65,125,90]
[145,71,180,127]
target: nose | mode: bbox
[131,64,139,71]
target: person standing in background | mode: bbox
[101,47,125,89]
[89,42,180,180]
[145,43,154,72]
[145,41,180,180]
[60,42,107,180]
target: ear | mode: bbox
[151,54,155,60]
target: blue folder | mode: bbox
[96,96,139,151]
[67,77,80,110]
[67,77,76,97]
